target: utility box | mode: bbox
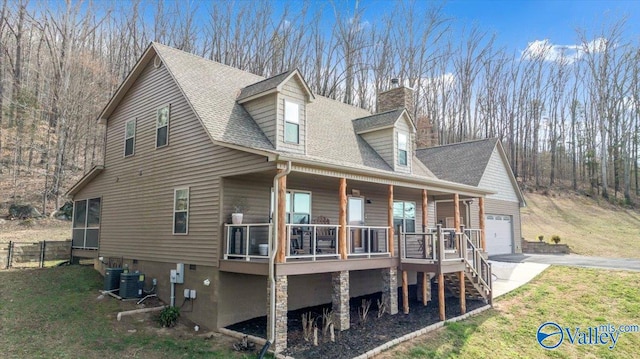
[104,268,124,291]
[120,272,145,299]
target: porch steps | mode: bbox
[442,266,490,302]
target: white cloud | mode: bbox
[520,39,581,64]
[520,37,610,64]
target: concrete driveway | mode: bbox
[488,260,549,298]
[490,253,640,272]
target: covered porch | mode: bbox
[218,165,489,272]
[216,163,492,353]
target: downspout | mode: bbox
[264,161,291,355]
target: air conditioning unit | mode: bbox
[120,272,145,299]
[104,268,124,291]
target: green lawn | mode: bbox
[379,266,640,358]
[0,266,258,359]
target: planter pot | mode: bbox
[231,213,243,224]
[258,244,269,256]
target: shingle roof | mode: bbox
[236,69,294,102]
[154,43,275,151]
[352,108,406,133]
[415,138,499,186]
[153,43,439,178]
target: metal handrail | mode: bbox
[224,223,272,261]
[346,225,390,258]
[285,223,340,261]
[463,234,491,291]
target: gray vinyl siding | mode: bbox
[485,198,522,253]
[361,128,394,168]
[242,93,277,146]
[478,148,519,202]
[221,175,426,239]
[277,77,307,153]
[74,58,274,267]
[394,116,413,173]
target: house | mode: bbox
[415,139,526,256]
[67,43,494,353]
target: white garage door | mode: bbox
[486,215,512,255]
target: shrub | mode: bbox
[537,235,544,242]
[158,306,180,327]
[551,235,561,244]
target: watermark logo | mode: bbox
[537,322,564,349]
[537,322,639,350]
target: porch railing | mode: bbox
[224,223,272,261]
[285,223,340,261]
[224,223,392,262]
[463,228,482,249]
[346,225,390,258]
[400,226,484,263]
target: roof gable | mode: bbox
[415,138,498,186]
[352,108,416,134]
[416,138,525,205]
[237,69,315,104]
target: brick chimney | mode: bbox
[415,114,439,148]
[377,79,415,116]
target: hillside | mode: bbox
[521,191,640,258]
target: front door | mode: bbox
[348,197,365,252]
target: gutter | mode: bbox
[267,160,292,350]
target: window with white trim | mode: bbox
[156,105,170,148]
[393,201,415,232]
[271,189,311,224]
[72,198,101,249]
[284,100,300,144]
[173,188,189,234]
[397,132,408,166]
[124,119,136,156]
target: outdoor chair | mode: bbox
[312,216,336,250]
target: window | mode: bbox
[173,188,189,234]
[124,119,136,156]
[284,100,300,144]
[393,201,415,232]
[397,132,408,166]
[271,189,311,224]
[156,105,170,148]
[72,198,101,249]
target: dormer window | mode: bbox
[284,100,300,144]
[398,132,408,166]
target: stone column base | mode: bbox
[267,275,288,353]
[332,270,350,330]
[382,267,398,315]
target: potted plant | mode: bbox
[231,197,249,224]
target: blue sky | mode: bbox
[337,0,640,57]
[442,0,640,50]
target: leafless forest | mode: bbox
[1,0,639,214]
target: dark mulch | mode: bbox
[227,286,486,359]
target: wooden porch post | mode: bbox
[459,271,466,314]
[388,185,394,256]
[438,272,445,321]
[338,178,348,259]
[453,193,460,231]
[479,197,486,251]
[422,273,428,306]
[402,270,409,314]
[453,194,460,250]
[276,173,287,263]
[421,189,428,231]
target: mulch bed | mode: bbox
[227,286,486,358]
